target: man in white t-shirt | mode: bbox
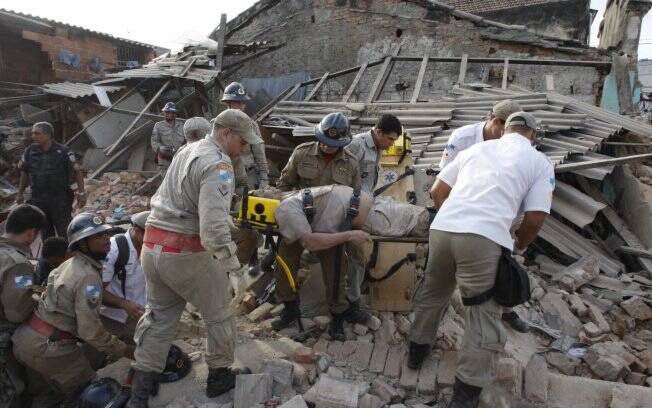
[409,112,554,408]
[100,211,149,342]
[439,99,528,333]
[439,99,522,169]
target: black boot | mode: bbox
[328,313,345,341]
[407,341,430,370]
[342,301,371,325]
[206,367,237,398]
[126,369,159,408]
[450,378,482,408]
[502,311,530,333]
[271,300,301,331]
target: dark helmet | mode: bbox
[162,102,177,113]
[79,378,130,408]
[314,112,351,148]
[222,82,250,102]
[157,344,192,383]
[67,213,113,250]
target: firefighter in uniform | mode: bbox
[271,113,372,336]
[16,122,86,239]
[222,83,269,274]
[0,205,45,407]
[11,213,132,405]
[126,109,262,407]
[183,117,212,144]
[222,82,269,189]
[271,185,430,340]
[151,102,185,175]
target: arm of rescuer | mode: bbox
[0,262,36,323]
[197,157,242,271]
[429,149,461,208]
[514,161,555,252]
[151,123,162,153]
[100,239,144,321]
[275,148,301,192]
[74,274,129,358]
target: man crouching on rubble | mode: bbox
[12,212,133,406]
[408,112,554,408]
[266,184,431,340]
[126,110,262,407]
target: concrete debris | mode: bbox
[247,302,275,322]
[233,374,273,408]
[278,395,308,408]
[524,354,549,403]
[313,375,358,408]
[371,378,401,404]
[620,297,652,321]
[559,255,600,292]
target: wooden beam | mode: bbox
[555,153,652,173]
[618,246,652,259]
[502,58,509,89]
[105,60,195,156]
[367,43,403,103]
[305,72,330,101]
[215,13,227,71]
[65,80,146,147]
[411,55,429,103]
[342,63,368,103]
[255,84,301,121]
[458,54,468,85]
[369,235,428,243]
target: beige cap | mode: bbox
[505,112,538,129]
[131,211,150,229]
[183,117,211,141]
[492,99,523,121]
[213,109,263,145]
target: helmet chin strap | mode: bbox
[78,241,108,261]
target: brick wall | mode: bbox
[224,0,608,104]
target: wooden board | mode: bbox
[367,153,417,311]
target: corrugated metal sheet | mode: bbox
[40,82,122,98]
[551,181,606,228]
[538,216,624,277]
[105,66,219,84]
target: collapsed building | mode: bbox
[3,1,652,407]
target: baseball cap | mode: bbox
[505,112,538,129]
[213,109,263,145]
[492,100,523,121]
[131,211,150,230]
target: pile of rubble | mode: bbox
[79,171,152,220]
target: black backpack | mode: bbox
[113,234,130,298]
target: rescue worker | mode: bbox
[345,113,402,310]
[34,236,69,286]
[12,213,133,405]
[222,82,269,189]
[271,112,366,333]
[270,184,431,340]
[348,114,402,193]
[276,112,361,192]
[16,122,87,239]
[183,117,212,144]
[127,109,262,407]
[439,99,522,168]
[408,112,554,408]
[0,205,45,407]
[151,102,185,175]
[438,99,529,333]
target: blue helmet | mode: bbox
[162,102,177,113]
[79,377,130,408]
[222,82,250,102]
[315,112,351,148]
[67,213,113,250]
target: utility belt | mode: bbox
[143,226,205,253]
[28,314,75,341]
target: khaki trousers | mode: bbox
[274,241,349,314]
[12,325,96,397]
[410,230,506,388]
[345,243,365,303]
[133,247,235,373]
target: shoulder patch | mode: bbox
[85,285,101,308]
[549,176,555,188]
[14,275,33,289]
